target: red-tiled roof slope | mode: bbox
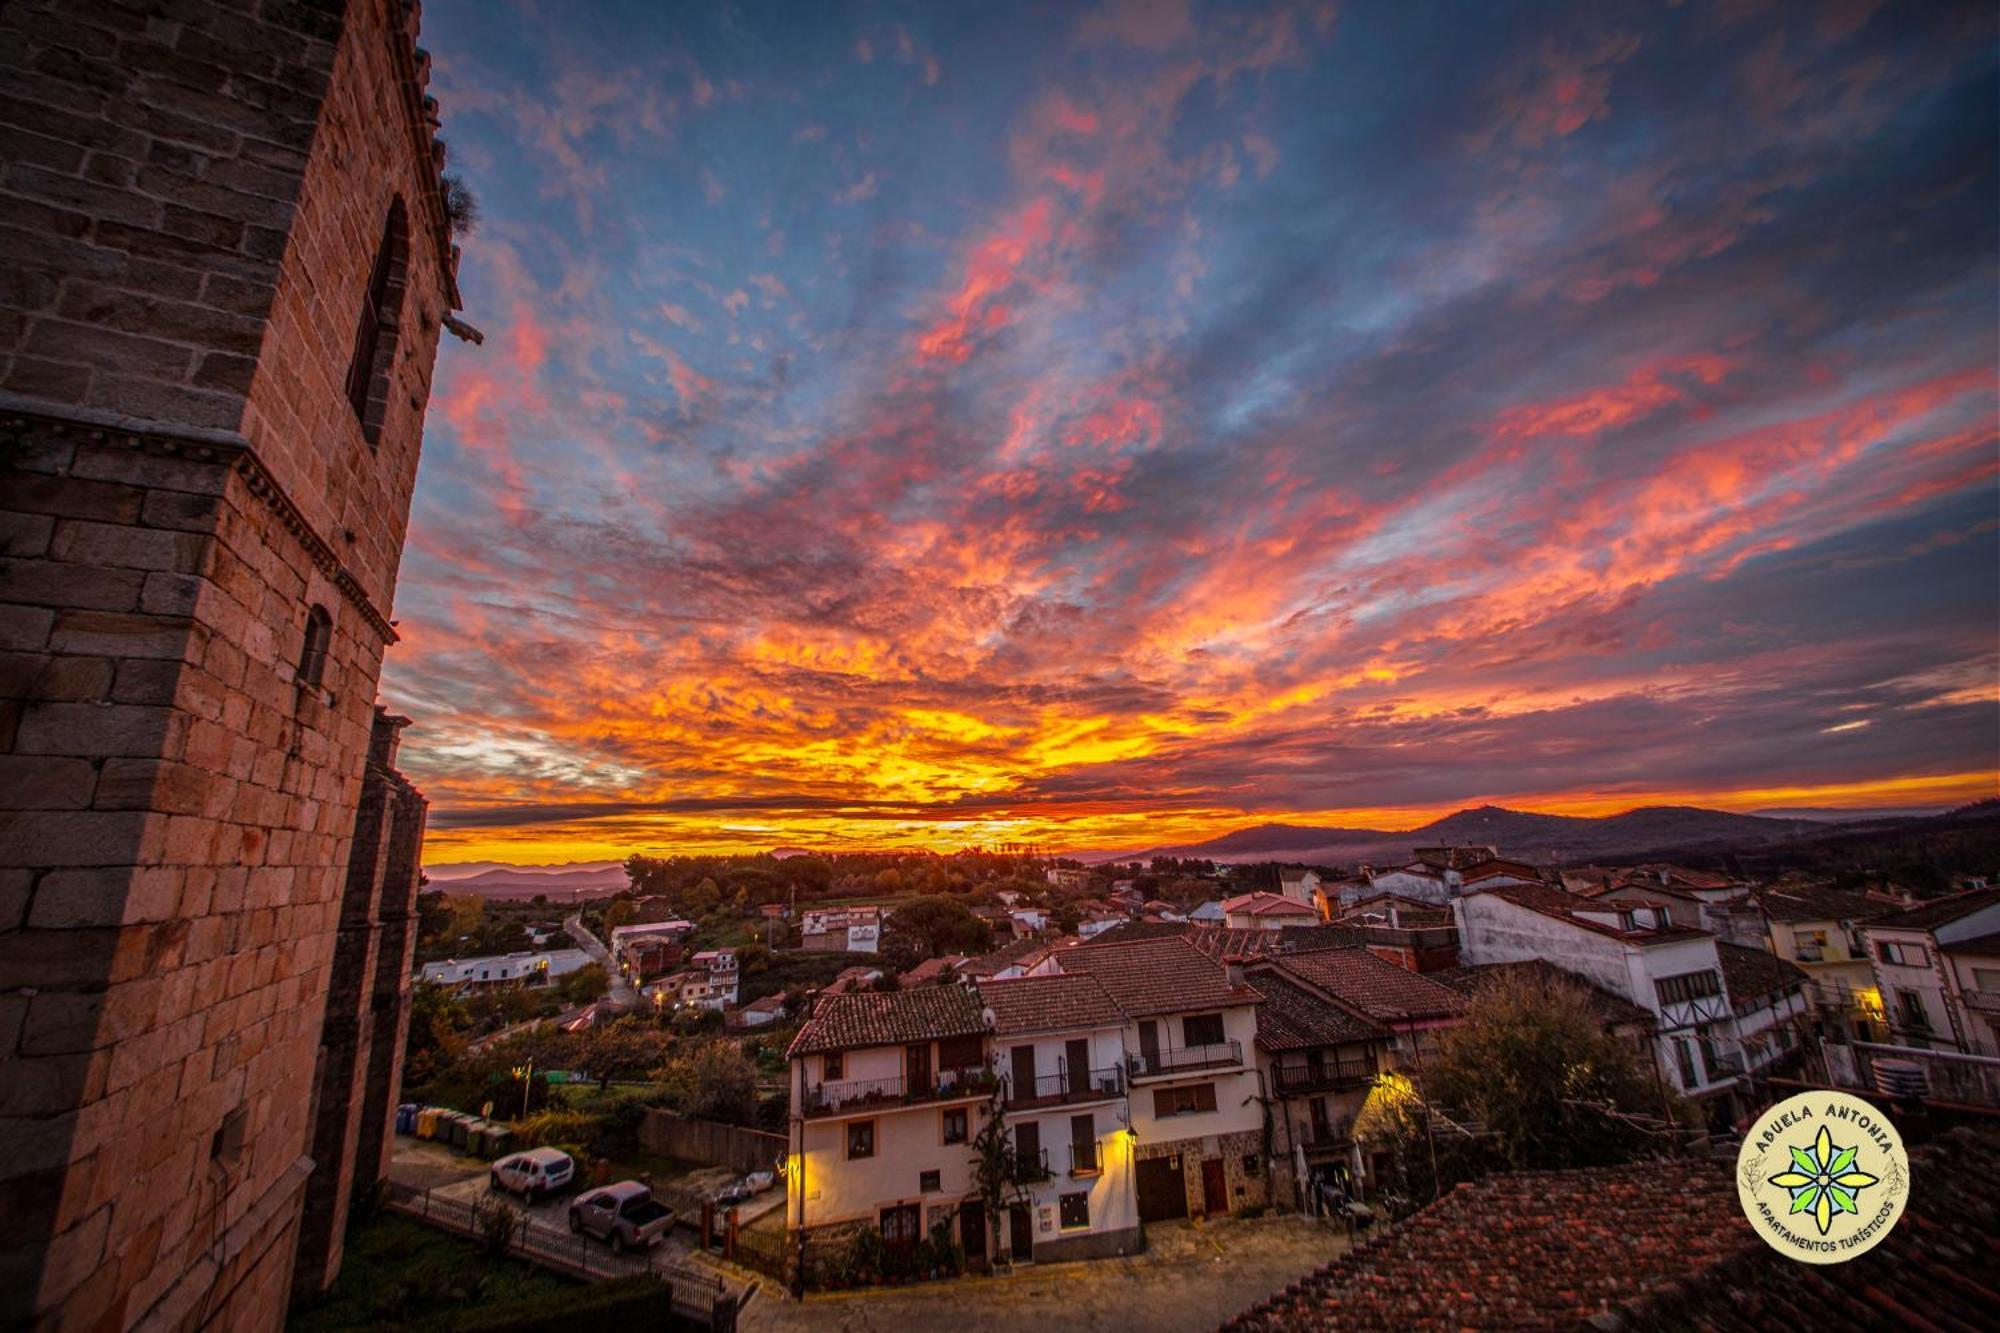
[787,984,988,1057]
[1867,887,2000,931]
[1222,891,1319,916]
[1613,1126,2000,1332]
[1057,936,1261,1016]
[1221,1159,1747,1332]
[1274,948,1465,1023]
[975,973,1125,1037]
[1248,966,1387,1050]
[1428,959,1655,1029]
[1078,920,1193,948]
[1474,883,1712,943]
[1753,885,1902,923]
[1716,941,1808,1005]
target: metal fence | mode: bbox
[384,1182,731,1323]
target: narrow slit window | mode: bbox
[344,198,410,443]
[299,604,332,692]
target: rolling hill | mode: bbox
[1107,804,1827,867]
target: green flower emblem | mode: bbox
[1767,1124,1880,1236]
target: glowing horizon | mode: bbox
[393,1,1999,868]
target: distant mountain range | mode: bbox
[1100,804,1834,866]
[422,863,629,900]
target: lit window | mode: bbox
[1058,1192,1089,1229]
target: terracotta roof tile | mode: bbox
[1474,883,1712,943]
[975,973,1125,1036]
[1752,885,1903,924]
[1716,941,1809,1006]
[1273,948,1466,1023]
[1057,936,1262,1016]
[1867,887,2000,931]
[1249,966,1388,1050]
[787,984,989,1057]
[1428,959,1655,1029]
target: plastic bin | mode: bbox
[395,1103,418,1135]
[415,1107,440,1140]
[481,1126,514,1159]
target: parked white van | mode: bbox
[489,1147,575,1201]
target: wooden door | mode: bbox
[1010,1044,1036,1100]
[1064,1038,1090,1095]
[1136,1155,1187,1222]
[906,1043,931,1095]
[1137,1020,1160,1073]
[1008,1203,1034,1262]
[1201,1157,1228,1215]
[959,1201,988,1271]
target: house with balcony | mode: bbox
[1244,960,1389,1208]
[1056,937,1269,1222]
[976,973,1139,1262]
[1864,889,2000,1052]
[786,986,1000,1277]
[1453,884,1752,1120]
[1716,941,1810,1078]
[1942,933,2000,1057]
[1748,884,1896,1041]
[692,948,740,1008]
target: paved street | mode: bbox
[565,912,640,1008]
[739,1214,1348,1333]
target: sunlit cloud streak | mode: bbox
[389,0,1999,861]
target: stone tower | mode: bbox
[0,0,467,1327]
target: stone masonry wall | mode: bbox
[0,0,460,1327]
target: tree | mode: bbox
[570,1019,673,1090]
[1424,971,1679,1173]
[560,963,610,1006]
[603,897,639,931]
[883,896,992,966]
[403,982,469,1085]
[655,1041,759,1125]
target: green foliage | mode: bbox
[558,963,609,1006]
[289,1215,573,1333]
[654,1041,759,1125]
[444,1276,670,1333]
[471,1197,519,1257]
[880,895,994,972]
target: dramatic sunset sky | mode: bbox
[391,0,1998,864]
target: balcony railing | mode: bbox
[802,1065,999,1118]
[1014,1146,1052,1182]
[1704,1050,1746,1078]
[1795,945,1824,962]
[1272,1055,1376,1096]
[1002,1066,1125,1109]
[1068,1141,1099,1176]
[1128,1040,1242,1080]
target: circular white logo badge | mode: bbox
[1736,1090,1909,1263]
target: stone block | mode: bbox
[50,610,192,659]
[16,700,175,756]
[0,556,146,610]
[0,754,96,810]
[50,520,207,573]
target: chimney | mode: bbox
[1225,959,1246,989]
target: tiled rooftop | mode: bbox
[1867,887,2000,932]
[1250,966,1387,1051]
[787,983,989,1057]
[975,972,1125,1036]
[1753,884,1903,924]
[1057,936,1262,1017]
[1273,947,1466,1023]
[1716,941,1809,1006]
[1475,883,1712,943]
[1428,959,1655,1029]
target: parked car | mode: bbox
[568,1181,673,1251]
[714,1171,777,1206]
[490,1147,575,1202]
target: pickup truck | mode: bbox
[567,1181,673,1252]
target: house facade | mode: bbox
[1058,938,1270,1222]
[1453,886,1752,1116]
[980,974,1140,1262]
[1245,961,1389,1208]
[419,947,593,991]
[1864,890,2000,1052]
[1753,885,1897,1041]
[1941,934,2000,1057]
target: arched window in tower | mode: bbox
[299,604,333,695]
[343,198,410,444]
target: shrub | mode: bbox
[471,1198,519,1258]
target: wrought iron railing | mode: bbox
[1001,1065,1125,1108]
[1127,1040,1242,1079]
[1272,1055,1375,1095]
[802,1065,999,1117]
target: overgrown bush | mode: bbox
[471,1198,519,1258]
